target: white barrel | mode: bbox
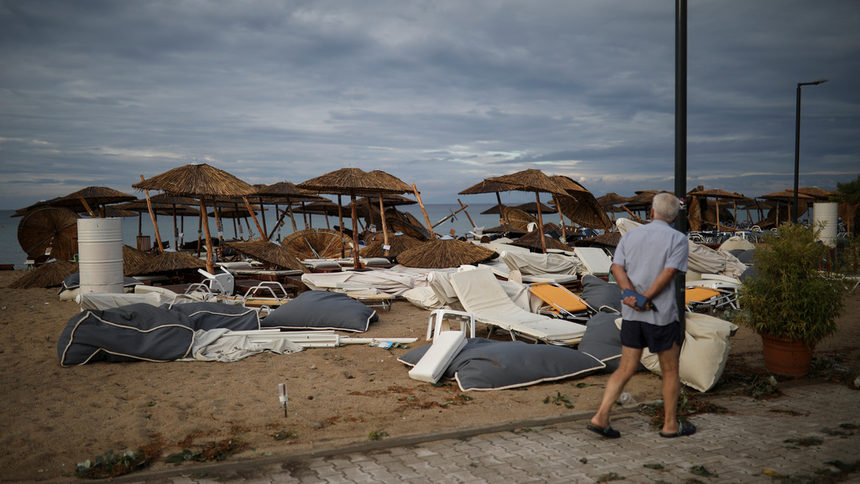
[77,218,124,294]
[813,202,838,247]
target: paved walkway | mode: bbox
[122,383,859,483]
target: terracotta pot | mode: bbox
[760,334,813,377]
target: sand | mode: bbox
[1,270,858,482]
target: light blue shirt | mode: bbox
[613,219,688,326]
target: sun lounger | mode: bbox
[448,268,586,345]
[528,282,594,321]
[684,286,736,312]
[573,247,613,276]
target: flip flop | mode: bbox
[659,421,697,438]
[587,423,621,439]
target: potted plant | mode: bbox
[737,223,847,377]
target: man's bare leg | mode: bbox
[590,345,643,428]
[656,342,681,434]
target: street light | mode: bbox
[792,78,828,223]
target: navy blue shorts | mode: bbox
[621,320,682,353]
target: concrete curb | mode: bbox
[108,407,641,482]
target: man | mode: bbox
[588,192,695,438]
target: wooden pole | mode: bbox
[196,211,202,256]
[213,204,225,259]
[554,195,567,242]
[337,194,346,258]
[412,183,434,237]
[172,205,179,250]
[199,198,215,274]
[535,191,547,253]
[495,191,508,231]
[378,193,390,257]
[350,191,360,269]
[242,196,267,241]
[457,199,476,230]
[139,175,164,253]
[258,197,268,236]
[268,206,291,241]
[77,195,96,218]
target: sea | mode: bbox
[0,204,523,268]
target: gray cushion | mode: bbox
[399,338,604,391]
[581,274,622,312]
[261,290,378,332]
[578,312,623,372]
[167,302,260,331]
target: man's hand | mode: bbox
[622,295,650,311]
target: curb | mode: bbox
[107,407,640,482]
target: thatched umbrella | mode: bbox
[255,181,323,239]
[360,232,422,258]
[798,186,838,201]
[574,231,621,249]
[597,192,632,208]
[298,168,413,268]
[124,251,206,276]
[8,260,78,288]
[397,238,497,269]
[292,200,341,230]
[47,186,137,217]
[17,207,78,261]
[511,223,573,252]
[116,197,198,250]
[550,175,612,233]
[484,169,567,253]
[688,188,746,231]
[133,163,259,273]
[459,179,519,232]
[226,239,307,272]
[760,190,815,227]
[281,228,349,260]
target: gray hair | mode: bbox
[652,192,680,221]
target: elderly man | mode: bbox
[588,192,695,439]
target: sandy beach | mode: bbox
[2,269,858,482]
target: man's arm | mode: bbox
[611,263,642,310]
[642,267,678,302]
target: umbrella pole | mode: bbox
[137,212,142,237]
[199,198,216,274]
[553,195,567,242]
[242,196,267,241]
[139,175,164,253]
[337,195,346,258]
[214,205,225,258]
[196,212,203,256]
[412,183,435,238]
[268,205,290,241]
[350,191,360,269]
[288,201,298,232]
[366,197,376,231]
[172,205,178,251]
[716,198,720,234]
[378,193,390,257]
[495,191,508,232]
[457,199,477,230]
[301,202,309,229]
[258,197,268,236]
[232,212,239,239]
[535,191,547,253]
[180,215,185,248]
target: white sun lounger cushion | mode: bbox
[640,313,738,392]
[573,247,613,276]
[408,331,467,383]
[449,268,586,343]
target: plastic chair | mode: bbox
[425,309,476,341]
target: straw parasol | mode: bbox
[255,181,323,238]
[484,169,568,253]
[124,251,206,275]
[510,223,573,252]
[226,240,307,272]
[397,238,497,269]
[133,163,260,273]
[597,192,632,208]
[8,260,79,288]
[459,179,520,232]
[550,175,612,232]
[574,231,621,249]
[17,207,78,261]
[48,186,137,217]
[798,186,838,201]
[281,228,350,260]
[298,168,413,268]
[688,188,746,231]
[360,232,422,258]
[758,190,815,227]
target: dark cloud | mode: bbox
[0,0,858,209]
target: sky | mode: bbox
[1,0,858,209]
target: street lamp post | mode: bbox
[792,78,828,223]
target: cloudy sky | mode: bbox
[1,0,858,209]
